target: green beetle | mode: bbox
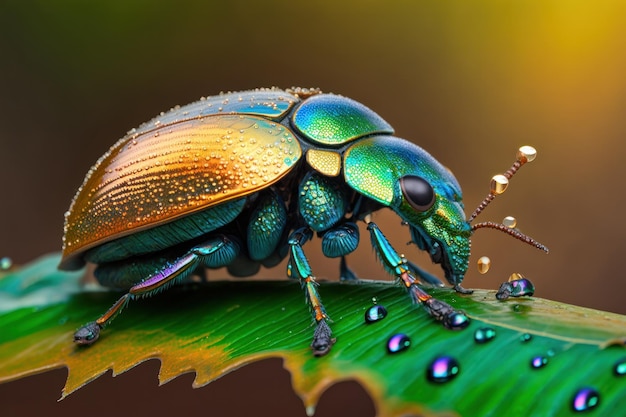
[60,87,544,356]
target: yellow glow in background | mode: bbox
[2,2,626,415]
[1,1,625,315]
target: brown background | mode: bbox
[1,1,625,416]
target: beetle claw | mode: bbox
[74,321,101,346]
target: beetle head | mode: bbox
[393,174,472,285]
[343,136,472,285]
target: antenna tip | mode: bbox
[517,146,537,164]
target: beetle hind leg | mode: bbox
[74,235,240,346]
[287,228,336,356]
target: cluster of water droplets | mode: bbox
[364,298,462,383]
[361,292,622,412]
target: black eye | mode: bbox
[400,175,435,212]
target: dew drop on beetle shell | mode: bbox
[365,305,388,323]
[530,355,548,369]
[503,216,517,228]
[572,387,600,412]
[508,272,524,282]
[387,333,411,354]
[427,356,460,383]
[477,256,491,274]
[614,358,626,376]
[474,327,496,344]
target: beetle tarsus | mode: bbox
[423,297,455,322]
[423,298,470,330]
[311,320,335,357]
[454,284,474,294]
[74,321,101,346]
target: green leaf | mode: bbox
[1,254,625,416]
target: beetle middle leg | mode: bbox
[286,227,336,356]
[366,221,470,330]
[74,235,240,345]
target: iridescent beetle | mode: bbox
[60,87,547,356]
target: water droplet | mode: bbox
[517,145,537,163]
[445,311,470,329]
[365,305,387,323]
[508,272,524,282]
[490,174,509,195]
[520,333,533,342]
[474,327,496,344]
[614,358,626,376]
[572,387,600,412]
[0,256,12,271]
[503,216,517,228]
[496,277,535,300]
[387,333,411,354]
[530,355,548,369]
[477,256,491,274]
[427,356,460,383]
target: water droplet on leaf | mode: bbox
[387,333,411,354]
[365,305,387,323]
[520,333,533,343]
[427,356,460,383]
[446,312,470,329]
[474,327,496,344]
[496,277,535,300]
[614,358,626,376]
[572,387,600,412]
[531,356,548,369]
[0,257,12,270]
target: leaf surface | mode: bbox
[1,254,625,416]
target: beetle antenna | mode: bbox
[468,146,537,222]
[471,221,549,253]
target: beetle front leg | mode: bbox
[366,222,470,330]
[287,228,336,356]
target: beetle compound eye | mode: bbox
[400,175,435,212]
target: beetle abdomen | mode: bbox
[61,114,302,269]
[85,197,247,264]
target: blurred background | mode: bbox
[1,1,625,416]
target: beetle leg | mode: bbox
[366,221,470,329]
[74,236,239,346]
[339,256,359,282]
[287,228,336,356]
[405,260,444,287]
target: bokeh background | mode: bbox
[1,1,625,416]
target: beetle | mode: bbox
[60,87,546,356]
